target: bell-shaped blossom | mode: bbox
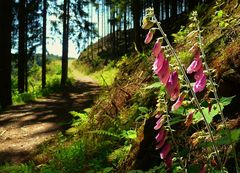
[157,59,170,85]
[152,51,164,74]
[155,129,165,141]
[152,38,162,57]
[194,66,204,81]
[155,113,162,118]
[154,116,165,130]
[160,143,171,159]
[187,51,202,74]
[185,112,194,127]
[200,164,207,173]
[144,29,154,44]
[170,83,180,101]
[171,94,184,111]
[193,73,206,93]
[164,155,173,170]
[156,136,166,150]
[166,71,179,97]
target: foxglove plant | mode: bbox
[192,11,239,173]
[142,7,225,173]
[154,115,172,170]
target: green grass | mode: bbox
[11,60,74,105]
[91,64,119,86]
[0,162,35,173]
[71,60,119,87]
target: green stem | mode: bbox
[197,22,239,173]
[153,16,224,173]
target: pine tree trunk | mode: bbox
[132,0,142,52]
[171,0,177,18]
[18,0,26,93]
[61,0,69,88]
[153,0,160,20]
[124,5,127,52]
[102,1,104,50]
[112,8,116,57]
[0,0,12,108]
[97,5,100,54]
[42,0,47,89]
[165,0,169,19]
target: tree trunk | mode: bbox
[161,0,164,20]
[153,0,160,20]
[18,0,26,93]
[112,7,116,57]
[165,0,169,19]
[102,1,104,50]
[132,0,142,52]
[171,0,177,18]
[42,0,47,89]
[0,0,13,108]
[61,0,70,88]
[124,4,127,52]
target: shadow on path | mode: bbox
[0,79,100,164]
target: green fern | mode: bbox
[88,130,121,138]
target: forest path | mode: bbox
[0,67,100,164]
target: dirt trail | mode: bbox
[0,77,100,164]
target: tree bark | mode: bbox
[42,0,47,89]
[61,0,70,88]
[171,0,177,18]
[153,0,160,21]
[124,3,127,52]
[18,0,26,93]
[165,0,169,19]
[0,0,13,108]
[132,0,142,52]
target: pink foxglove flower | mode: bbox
[155,113,162,118]
[144,29,154,44]
[157,59,170,85]
[170,83,180,101]
[160,143,171,159]
[200,164,207,173]
[194,66,204,81]
[171,94,184,111]
[154,116,165,130]
[164,155,173,170]
[155,129,166,142]
[185,112,194,127]
[193,73,206,93]
[156,136,166,150]
[166,71,179,97]
[152,51,164,74]
[187,51,202,74]
[152,38,161,57]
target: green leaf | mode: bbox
[138,107,149,113]
[187,165,201,173]
[193,104,220,124]
[199,129,240,148]
[144,82,161,89]
[231,128,240,142]
[169,116,184,126]
[219,96,235,106]
[217,10,223,18]
[121,130,137,139]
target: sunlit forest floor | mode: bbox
[0,71,100,164]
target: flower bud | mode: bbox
[141,16,155,30]
[144,29,155,44]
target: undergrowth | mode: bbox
[11,60,74,105]
[1,1,239,173]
